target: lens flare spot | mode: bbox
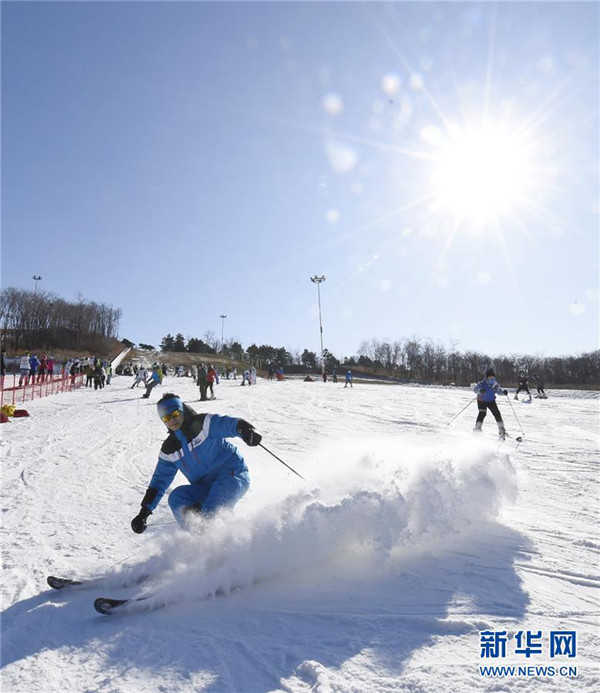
[325,140,357,174]
[569,300,585,315]
[326,209,340,224]
[382,73,401,96]
[322,93,344,116]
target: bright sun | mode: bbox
[431,125,533,222]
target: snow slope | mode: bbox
[1,376,598,692]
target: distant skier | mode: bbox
[532,374,547,399]
[18,352,30,386]
[344,370,353,388]
[131,366,148,389]
[29,353,40,382]
[514,373,532,401]
[142,364,163,399]
[130,393,261,531]
[207,364,217,399]
[473,368,509,439]
[93,363,105,390]
[197,363,209,401]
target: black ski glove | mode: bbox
[503,390,508,396]
[131,506,152,534]
[237,419,262,447]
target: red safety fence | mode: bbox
[0,373,86,407]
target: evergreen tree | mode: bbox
[301,349,317,368]
[173,333,186,352]
[322,348,339,369]
[187,337,215,354]
[160,334,175,351]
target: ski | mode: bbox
[47,575,86,590]
[94,596,149,614]
[93,582,250,615]
[48,571,151,592]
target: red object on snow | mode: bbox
[12,409,30,418]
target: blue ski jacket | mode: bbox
[145,407,247,511]
[474,376,504,403]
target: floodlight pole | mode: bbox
[32,275,42,294]
[220,314,227,352]
[310,275,326,376]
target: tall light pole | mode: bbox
[32,275,42,294]
[310,275,326,376]
[219,314,227,352]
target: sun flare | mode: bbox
[431,126,533,222]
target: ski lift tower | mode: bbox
[310,275,326,377]
[219,314,227,352]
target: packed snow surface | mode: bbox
[1,376,598,692]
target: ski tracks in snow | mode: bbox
[2,376,599,692]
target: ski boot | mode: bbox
[497,421,507,440]
[473,421,483,433]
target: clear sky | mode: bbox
[2,1,598,359]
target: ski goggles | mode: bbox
[161,410,182,423]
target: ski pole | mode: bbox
[446,397,477,426]
[259,443,306,481]
[504,393,525,438]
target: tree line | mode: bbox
[135,333,599,387]
[4,288,593,387]
[352,337,599,387]
[1,287,121,354]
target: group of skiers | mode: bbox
[17,353,57,386]
[84,361,112,390]
[514,373,547,400]
[14,352,116,387]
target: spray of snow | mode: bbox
[109,438,516,610]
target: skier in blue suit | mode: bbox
[131,393,262,532]
[473,368,509,439]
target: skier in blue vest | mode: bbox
[130,393,262,532]
[473,368,509,439]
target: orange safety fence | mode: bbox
[0,372,86,407]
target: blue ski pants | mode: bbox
[168,468,250,527]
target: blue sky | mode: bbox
[2,1,598,359]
